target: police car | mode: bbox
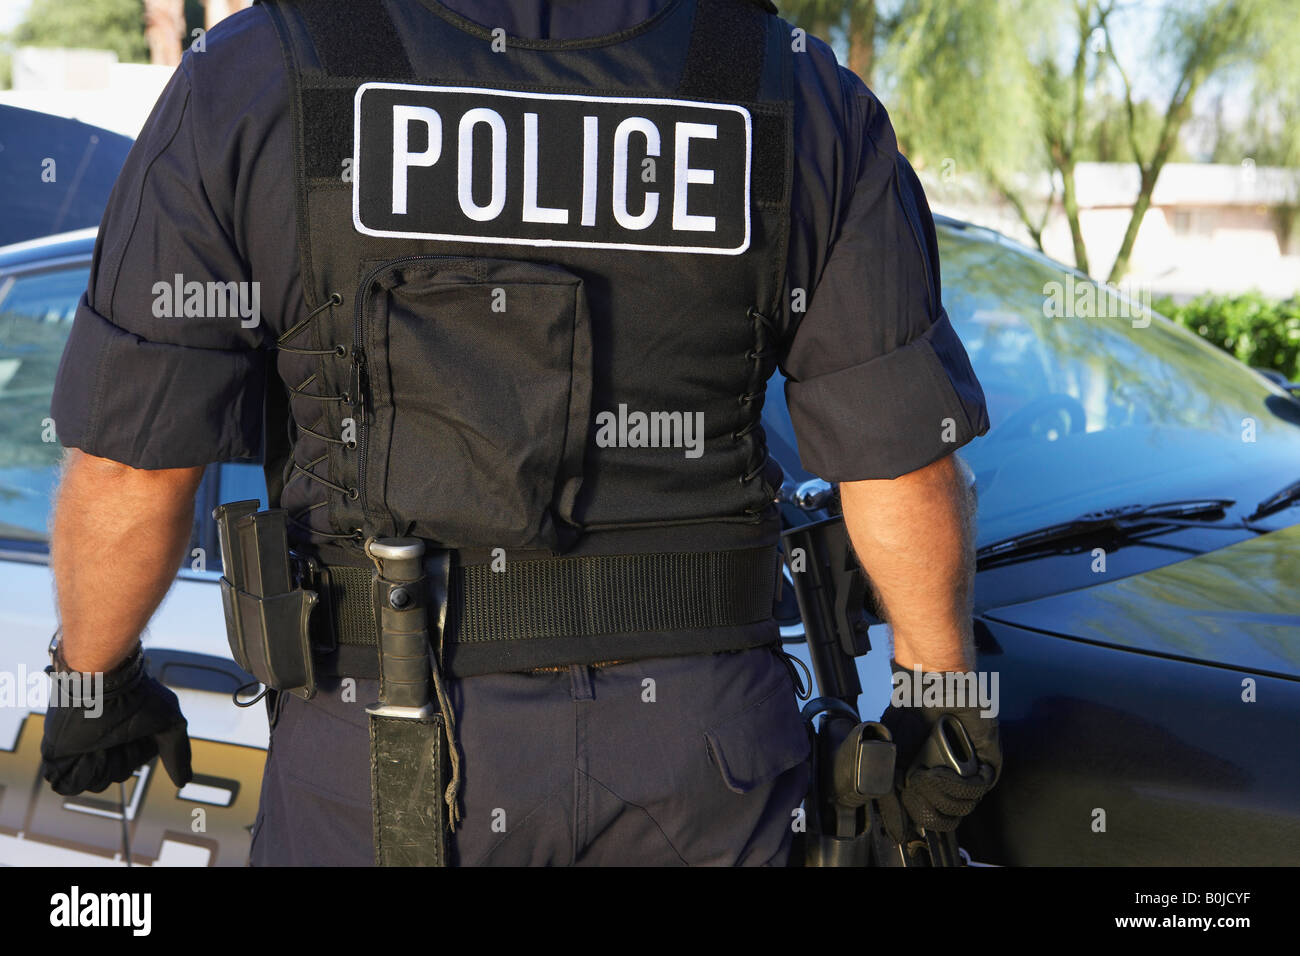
[2,216,1298,866]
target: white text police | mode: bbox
[354,84,752,253]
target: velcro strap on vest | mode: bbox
[284,0,414,78]
[677,0,768,102]
[310,547,777,656]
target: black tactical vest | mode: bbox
[262,0,795,677]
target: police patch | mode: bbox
[353,83,752,254]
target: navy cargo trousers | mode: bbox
[249,645,812,866]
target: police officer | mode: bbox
[41,0,998,866]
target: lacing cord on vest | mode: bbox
[279,291,463,824]
[738,306,778,512]
[275,292,365,542]
[297,412,353,447]
[277,292,344,354]
[284,370,339,401]
[288,453,356,498]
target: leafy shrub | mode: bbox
[1155,292,1300,382]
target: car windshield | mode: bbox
[939,226,1300,545]
[765,224,1300,547]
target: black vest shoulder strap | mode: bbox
[678,0,771,101]
[260,0,414,77]
[277,0,773,97]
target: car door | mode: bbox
[0,250,268,867]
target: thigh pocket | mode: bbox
[704,680,812,794]
[273,689,372,807]
[358,256,592,550]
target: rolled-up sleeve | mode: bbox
[52,294,266,468]
[782,73,988,481]
[49,55,267,469]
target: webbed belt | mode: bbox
[307,546,780,673]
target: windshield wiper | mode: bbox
[1247,479,1300,522]
[976,498,1242,564]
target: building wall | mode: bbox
[930,182,1300,301]
[1038,204,1299,300]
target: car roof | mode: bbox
[0,227,98,271]
[0,105,134,247]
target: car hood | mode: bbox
[982,522,1300,680]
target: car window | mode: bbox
[198,463,269,575]
[217,462,269,511]
[0,263,88,543]
[760,369,816,488]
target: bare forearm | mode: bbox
[839,454,976,672]
[49,450,204,672]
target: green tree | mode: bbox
[1097,0,1279,282]
[780,0,1296,283]
[1209,10,1300,256]
[890,0,1279,281]
[783,0,877,86]
[879,0,1049,243]
[12,0,148,63]
[1080,94,1191,165]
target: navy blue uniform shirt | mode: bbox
[50,0,988,483]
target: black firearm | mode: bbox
[782,510,894,866]
[782,501,973,867]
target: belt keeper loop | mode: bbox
[297,555,338,655]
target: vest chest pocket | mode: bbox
[355,256,592,550]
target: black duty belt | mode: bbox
[305,546,779,663]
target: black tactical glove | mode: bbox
[41,643,193,796]
[875,659,1001,844]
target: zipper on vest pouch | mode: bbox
[353,255,463,524]
[350,344,366,521]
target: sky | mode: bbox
[0,0,31,34]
